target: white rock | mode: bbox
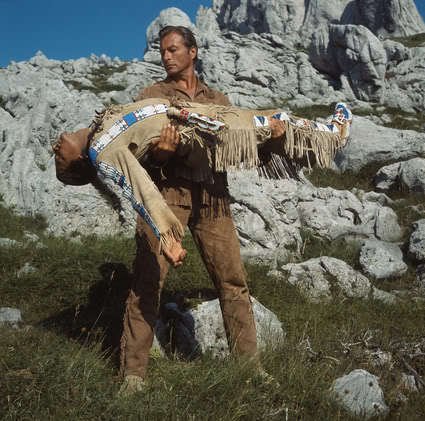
[0,307,22,328]
[332,369,389,419]
[409,219,425,262]
[335,118,425,173]
[276,256,394,303]
[360,239,407,279]
[190,297,284,357]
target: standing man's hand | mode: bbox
[269,118,286,139]
[151,123,180,162]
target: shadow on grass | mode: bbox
[38,258,218,368]
[39,262,131,366]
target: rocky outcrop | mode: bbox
[375,158,425,192]
[0,2,424,271]
[335,117,425,173]
[228,171,402,265]
[341,0,425,37]
[310,24,387,102]
[213,0,306,35]
[269,256,396,303]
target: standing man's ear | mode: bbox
[190,47,197,62]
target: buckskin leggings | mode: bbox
[120,196,257,378]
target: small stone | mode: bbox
[0,307,22,328]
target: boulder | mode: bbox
[332,369,389,419]
[272,256,396,303]
[409,219,425,262]
[359,239,407,279]
[157,297,284,358]
[310,24,387,101]
[335,117,425,173]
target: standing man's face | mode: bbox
[160,32,197,77]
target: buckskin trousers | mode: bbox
[120,196,258,378]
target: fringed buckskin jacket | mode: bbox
[87,97,344,252]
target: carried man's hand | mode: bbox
[151,123,180,162]
[163,240,187,268]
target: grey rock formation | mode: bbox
[213,0,305,35]
[342,0,425,37]
[0,2,424,272]
[359,239,407,279]
[271,256,395,303]
[188,297,284,357]
[310,24,387,101]
[374,162,401,190]
[332,369,389,419]
[383,39,411,64]
[0,307,22,328]
[144,8,196,65]
[409,219,425,262]
[375,158,425,192]
[335,117,425,173]
[228,171,402,265]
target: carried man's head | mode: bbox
[159,25,198,77]
[52,128,97,185]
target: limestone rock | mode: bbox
[213,0,305,35]
[383,39,411,64]
[164,297,285,358]
[409,219,425,262]
[0,307,22,328]
[400,158,425,192]
[146,7,194,47]
[274,256,395,303]
[375,158,425,192]
[374,162,401,190]
[343,0,425,37]
[310,24,387,101]
[332,369,389,419]
[335,117,425,173]
[359,239,407,279]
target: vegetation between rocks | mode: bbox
[392,32,425,48]
[66,64,128,94]
[1,203,425,420]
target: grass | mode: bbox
[392,32,425,48]
[65,64,128,94]
[2,203,425,419]
[288,103,425,132]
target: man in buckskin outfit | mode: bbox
[118,25,265,394]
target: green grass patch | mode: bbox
[2,204,425,419]
[0,204,48,241]
[392,32,425,48]
[305,160,393,192]
[65,64,128,94]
